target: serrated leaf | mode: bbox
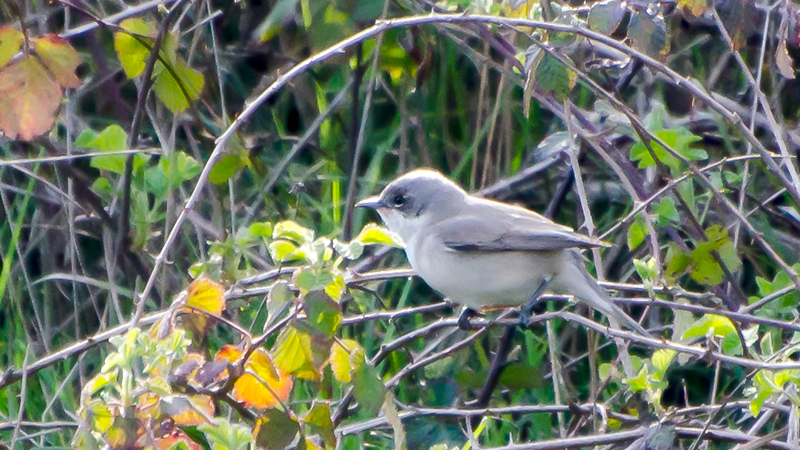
[185,278,225,316]
[0,27,23,68]
[330,339,363,383]
[588,0,626,35]
[0,57,63,140]
[253,409,300,450]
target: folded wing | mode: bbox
[437,198,610,252]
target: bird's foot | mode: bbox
[457,307,483,330]
[518,277,552,328]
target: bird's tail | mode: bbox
[565,252,652,338]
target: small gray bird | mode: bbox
[356,168,649,336]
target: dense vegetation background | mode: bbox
[1,0,800,448]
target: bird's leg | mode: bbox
[519,277,552,327]
[457,307,483,330]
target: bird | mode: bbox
[355,168,649,336]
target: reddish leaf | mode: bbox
[33,35,81,88]
[0,57,62,140]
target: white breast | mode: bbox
[406,233,565,309]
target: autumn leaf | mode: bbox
[216,346,293,409]
[0,57,63,140]
[185,278,226,316]
[33,35,81,88]
[0,33,81,140]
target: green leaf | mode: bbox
[654,197,680,226]
[293,267,335,292]
[690,225,741,286]
[353,360,386,415]
[665,243,692,280]
[333,239,364,260]
[651,349,676,377]
[303,401,336,448]
[254,0,299,42]
[253,409,300,450]
[330,339,362,383]
[272,325,327,380]
[588,0,626,35]
[269,240,301,263]
[152,60,204,113]
[303,291,341,338]
[722,332,742,356]
[274,220,315,244]
[532,52,576,102]
[209,153,244,184]
[354,223,404,247]
[682,314,737,340]
[627,216,647,250]
[250,222,273,237]
[628,11,669,60]
[113,18,155,78]
[200,418,254,450]
[625,366,649,392]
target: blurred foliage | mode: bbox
[0,0,799,449]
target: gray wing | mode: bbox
[437,198,610,252]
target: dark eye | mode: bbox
[392,194,406,207]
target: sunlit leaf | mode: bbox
[273,220,315,244]
[293,267,335,293]
[216,346,293,409]
[651,349,676,376]
[272,326,325,380]
[114,18,155,78]
[682,314,737,340]
[627,216,647,251]
[354,223,404,247]
[185,278,225,316]
[330,339,363,383]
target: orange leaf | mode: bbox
[33,35,81,88]
[0,57,62,140]
[185,278,225,316]
[216,346,293,409]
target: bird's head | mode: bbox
[356,169,467,242]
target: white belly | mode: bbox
[406,234,566,309]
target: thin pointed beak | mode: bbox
[355,196,385,209]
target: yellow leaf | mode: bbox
[185,278,226,316]
[33,34,82,88]
[330,339,363,383]
[216,346,293,409]
[0,26,23,68]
